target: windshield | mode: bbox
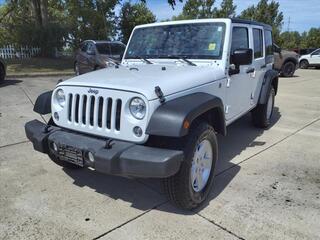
[125,22,226,60]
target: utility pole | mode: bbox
[287,16,291,32]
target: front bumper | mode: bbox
[25,120,183,178]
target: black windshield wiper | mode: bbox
[129,55,153,64]
[179,57,197,66]
[159,55,197,66]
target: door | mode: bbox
[226,26,255,121]
[250,27,267,105]
[309,49,320,64]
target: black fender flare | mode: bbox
[146,93,226,137]
[258,69,278,105]
[33,91,52,115]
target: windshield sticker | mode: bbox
[218,26,223,32]
[208,43,216,51]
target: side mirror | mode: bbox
[273,44,281,53]
[231,48,253,66]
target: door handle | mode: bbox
[261,64,266,69]
[246,67,255,74]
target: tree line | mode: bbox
[0,0,319,57]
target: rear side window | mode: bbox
[253,28,263,58]
[231,27,249,53]
[265,30,273,56]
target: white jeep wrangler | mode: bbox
[25,18,278,209]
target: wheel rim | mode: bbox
[267,91,274,120]
[301,61,308,69]
[191,139,213,192]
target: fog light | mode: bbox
[88,151,95,162]
[52,142,58,152]
[54,112,59,121]
[133,126,143,137]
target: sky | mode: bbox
[0,0,319,33]
[127,0,320,33]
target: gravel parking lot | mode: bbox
[0,69,319,240]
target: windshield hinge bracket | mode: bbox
[155,86,166,104]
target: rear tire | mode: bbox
[162,122,217,210]
[252,87,275,128]
[281,61,296,77]
[300,60,309,69]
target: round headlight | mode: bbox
[129,97,146,120]
[56,89,66,108]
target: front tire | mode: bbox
[163,122,217,210]
[300,60,309,69]
[281,61,296,77]
[252,87,275,128]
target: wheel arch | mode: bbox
[282,57,298,69]
[299,58,309,64]
[146,93,226,138]
[258,69,278,104]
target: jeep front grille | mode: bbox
[67,93,122,131]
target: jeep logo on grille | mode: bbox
[88,88,99,95]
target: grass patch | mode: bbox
[6,57,74,74]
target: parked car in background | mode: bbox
[299,48,320,69]
[293,48,317,56]
[273,44,299,77]
[74,40,126,75]
[0,57,6,83]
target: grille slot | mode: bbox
[67,93,122,131]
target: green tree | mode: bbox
[278,31,301,49]
[65,0,119,48]
[304,28,320,48]
[239,0,283,43]
[172,0,236,20]
[119,2,156,43]
[214,0,236,18]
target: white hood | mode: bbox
[59,64,225,100]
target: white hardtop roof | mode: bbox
[134,18,231,29]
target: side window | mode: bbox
[231,27,249,53]
[265,30,273,64]
[312,49,320,55]
[265,30,273,56]
[253,28,263,59]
